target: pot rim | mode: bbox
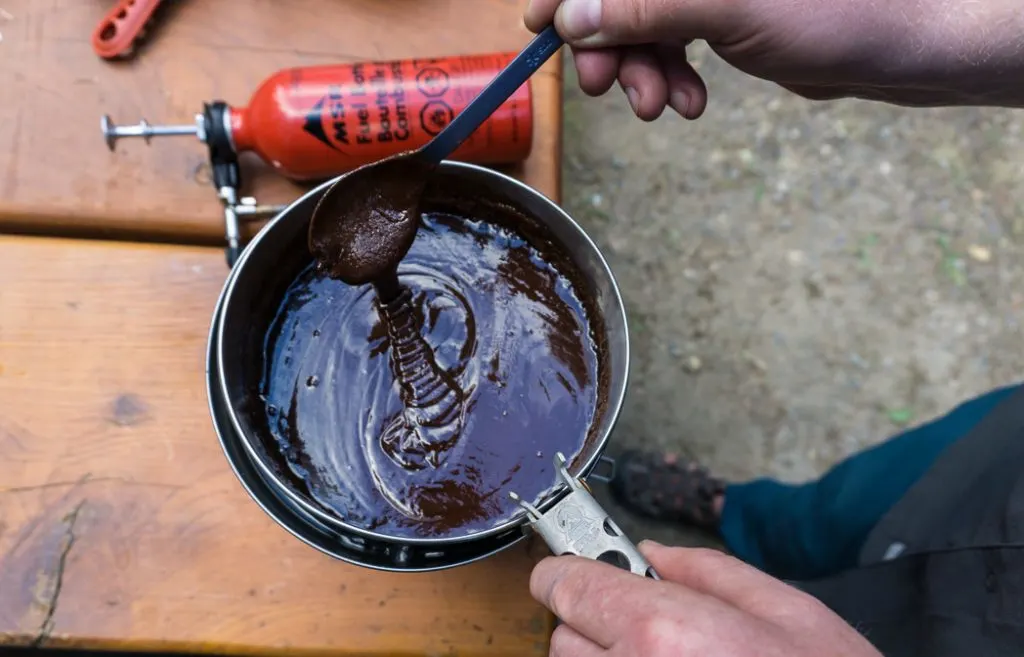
[214,160,630,546]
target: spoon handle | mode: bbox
[419,24,563,163]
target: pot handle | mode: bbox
[510,452,657,579]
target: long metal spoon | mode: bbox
[307,25,563,299]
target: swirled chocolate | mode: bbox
[260,208,603,538]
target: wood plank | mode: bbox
[0,236,553,655]
[0,0,562,244]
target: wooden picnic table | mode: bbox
[0,1,562,654]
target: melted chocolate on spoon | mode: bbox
[309,152,435,301]
[308,152,467,477]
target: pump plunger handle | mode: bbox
[101,115,201,151]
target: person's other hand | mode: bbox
[525,0,1024,119]
[531,541,883,656]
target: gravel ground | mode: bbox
[562,45,1024,548]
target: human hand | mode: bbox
[530,541,883,656]
[525,0,1024,119]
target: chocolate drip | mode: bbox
[378,287,465,470]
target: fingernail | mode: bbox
[625,87,640,115]
[638,539,665,551]
[670,91,690,118]
[559,0,602,38]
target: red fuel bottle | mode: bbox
[102,53,534,181]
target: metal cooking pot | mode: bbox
[206,161,629,572]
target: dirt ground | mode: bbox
[562,46,1024,547]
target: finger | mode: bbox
[531,555,686,647]
[617,46,668,120]
[657,44,707,119]
[552,0,740,48]
[524,0,562,32]
[573,47,620,96]
[639,542,822,622]
[550,623,607,657]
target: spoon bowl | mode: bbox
[307,152,436,286]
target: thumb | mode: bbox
[526,0,736,47]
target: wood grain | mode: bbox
[0,236,554,655]
[0,0,562,244]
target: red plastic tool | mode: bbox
[91,0,165,60]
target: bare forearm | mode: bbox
[913,0,1024,107]
[525,0,1024,118]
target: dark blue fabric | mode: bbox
[719,383,1022,581]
